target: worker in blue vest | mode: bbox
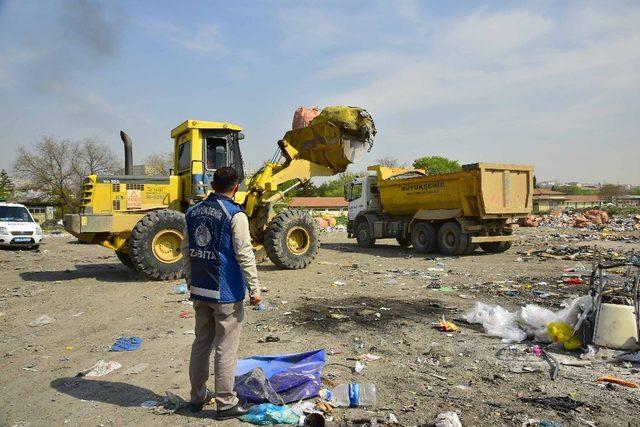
[182,166,262,420]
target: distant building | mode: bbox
[533,189,604,213]
[288,197,348,217]
[13,190,63,223]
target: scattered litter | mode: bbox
[183,330,195,335]
[164,390,187,411]
[258,336,281,343]
[359,353,381,363]
[332,280,347,286]
[170,283,188,294]
[78,360,122,377]
[522,419,563,427]
[179,310,192,318]
[596,375,638,388]
[72,312,84,317]
[433,315,459,332]
[28,314,55,327]
[388,413,399,424]
[327,313,349,320]
[110,336,143,352]
[547,321,582,350]
[240,403,299,425]
[354,360,365,374]
[434,411,462,427]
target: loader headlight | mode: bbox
[0,226,8,235]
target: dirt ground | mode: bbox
[2,227,640,427]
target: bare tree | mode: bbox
[13,136,119,212]
[376,157,400,168]
[144,152,173,176]
[77,138,118,176]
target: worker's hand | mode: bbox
[250,295,263,306]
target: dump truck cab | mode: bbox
[170,120,246,207]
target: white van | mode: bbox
[0,202,43,249]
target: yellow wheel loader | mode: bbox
[64,107,376,280]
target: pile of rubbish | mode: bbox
[522,211,640,231]
[466,254,640,371]
[519,245,635,262]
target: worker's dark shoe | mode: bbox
[215,403,250,420]
[185,390,215,413]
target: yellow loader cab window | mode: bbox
[178,140,191,172]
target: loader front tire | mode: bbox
[130,210,186,280]
[264,209,319,269]
[115,250,135,270]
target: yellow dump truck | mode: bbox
[345,163,534,255]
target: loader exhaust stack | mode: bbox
[120,131,133,175]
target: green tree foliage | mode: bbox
[629,188,640,196]
[553,185,598,195]
[288,172,361,197]
[0,169,15,200]
[412,156,462,175]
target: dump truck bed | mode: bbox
[374,163,534,219]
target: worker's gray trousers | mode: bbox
[189,300,244,410]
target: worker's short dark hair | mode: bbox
[213,167,239,192]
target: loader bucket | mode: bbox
[282,106,376,173]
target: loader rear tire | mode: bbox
[355,221,376,248]
[264,209,319,269]
[437,221,469,256]
[480,241,512,253]
[411,221,437,254]
[115,251,135,270]
[129,210,186,280]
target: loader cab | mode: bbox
[171,120,246,209]
[345,175,379,220]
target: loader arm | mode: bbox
[244,110,376,246]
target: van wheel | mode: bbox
[264,209,319,269]
[129,210,186,280]
[396,235,412,247]
[355,221,375,247]
[480,241,512,253]
[437,221,469,256]
[411,221,436,253]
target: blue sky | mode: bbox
[1,0,639,184]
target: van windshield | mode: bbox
[0,206,33,222]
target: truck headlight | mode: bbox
[0,226,8,235]
[35,227,43,235]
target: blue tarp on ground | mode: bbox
[234,349,326,404]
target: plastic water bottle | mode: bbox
[328,383,376,407]
[171,283,188,294]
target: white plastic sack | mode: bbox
[464,302,526,343]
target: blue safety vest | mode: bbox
[185,193,246,303]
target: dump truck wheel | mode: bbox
[129,210,186,280]
[115,251,135,270]
[480,241,512,253]
[396,235,412,247]
[437,221,469,256]
[265,209,319,269]
[355,221,376,248]
[411,221,436,253]
[464,242,478,255]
